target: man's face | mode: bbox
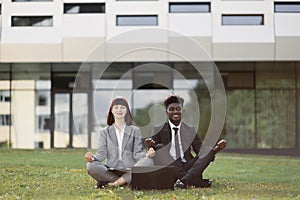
[166,102,184,126]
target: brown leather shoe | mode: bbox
[213,139,227,153]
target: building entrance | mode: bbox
[51,90,89,148]
[50,70,90,148]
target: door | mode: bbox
[52,91,88,148]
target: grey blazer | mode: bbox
[94,124,145,169]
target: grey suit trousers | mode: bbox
[86,157,154,184]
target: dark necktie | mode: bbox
[173,127,180,160]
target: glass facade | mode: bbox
[0,62,299,149]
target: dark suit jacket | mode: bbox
[151,122,202,165]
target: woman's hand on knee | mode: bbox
[84,152,93,162]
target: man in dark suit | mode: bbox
[150,94,227,188]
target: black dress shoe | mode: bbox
[193,178,213,188]
[204,179,213,188]
[174,179,187,189]
[175,179,187,189]
[95,181,108,189]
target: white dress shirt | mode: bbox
[168,121,186,162]
[114,124,125,160]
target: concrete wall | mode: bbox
[0,0,299,62]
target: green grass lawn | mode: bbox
[0,149,299,200]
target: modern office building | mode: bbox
[0,0,299,150]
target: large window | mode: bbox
[222,14,264,25]
[169,2,210,13]
[64,3,105,14]
[116,15,158,26]
[12,16,53,26]
[226,90,255,148]
[256,63,296,148]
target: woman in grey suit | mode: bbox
[84,97,155,188]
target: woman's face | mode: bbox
[111,104,127,120]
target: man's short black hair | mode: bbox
[164,95,184,108]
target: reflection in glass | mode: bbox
[92,90,131,149]
[133,90,172,139]
[222,15,264,25]
[174,79,198,89]
[0,115,11,126]
[169,3,210,13]
[12,16,53,26]
[93,90,132,126]
[54,93,70,148]
[73,93,88,148]
[117,15,158,26]
[93,79,132,89]
[64,3,105,14]
[256,90,296,148]
[226,90,255,148]
[275,3,300,13]
[35,89,50,148]
[36,91,50,133]
[0,91,10,102]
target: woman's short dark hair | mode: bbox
[164,95,184,109]
[107,97,133,125]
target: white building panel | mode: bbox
[275,13,300,60]
[169,14,212,36]
[106,29,168,61]
[214,43,274,61]
[0,0,299,61]
[168,36,212,61]
[62,14,106,61]
[63,37,105,62]
[212,0,275,60]
[168,13,212,60]
[275,37,300,60]
[106,1,167,40]
[63,15,105,37]
[1,43,62,62]
[275,14,300,36]
[1,0,62,61]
